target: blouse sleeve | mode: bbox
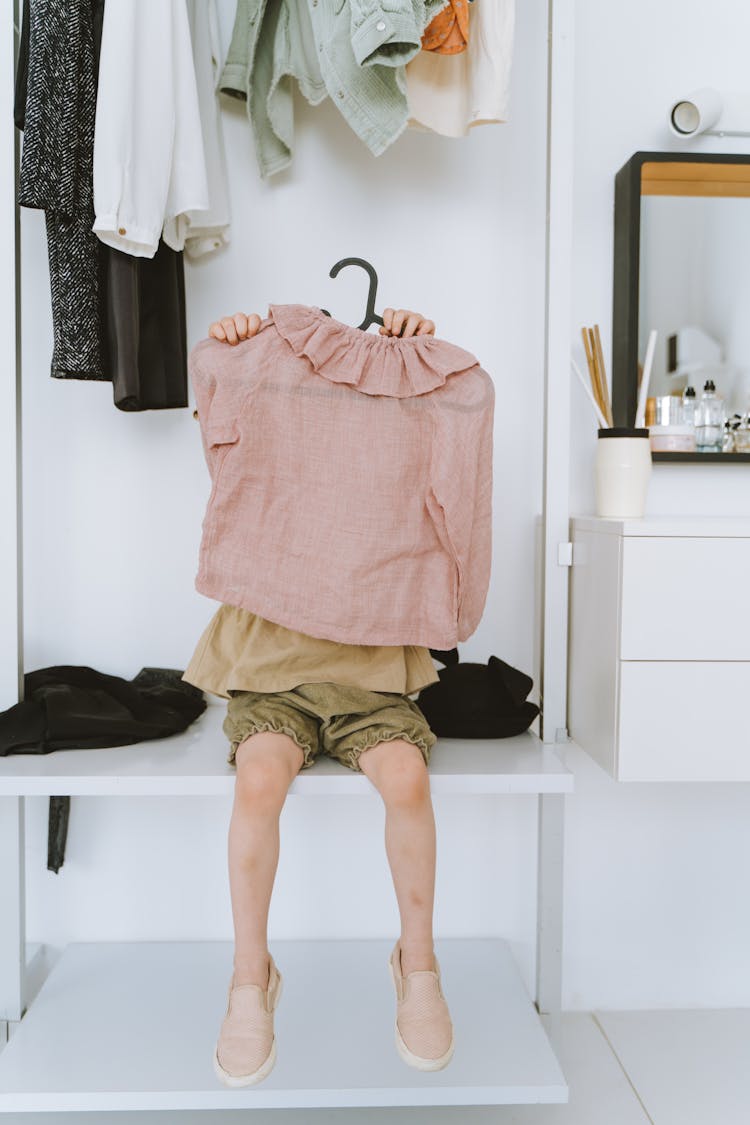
[428,368,495,642]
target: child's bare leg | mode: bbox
[358,739,436,975]
[228,731,304,987]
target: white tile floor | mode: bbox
[596,1009,750,1125]
[2,1008,748,1123]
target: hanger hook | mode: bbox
[323,257,384,330]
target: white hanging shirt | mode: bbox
[92,0,210,258]
[406,0,515,138]
[163,0,231,259]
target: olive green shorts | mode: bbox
[223,681,437,773]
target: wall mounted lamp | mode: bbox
[668,88,750,138]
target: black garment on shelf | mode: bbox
[0,666,206,873]
[420,651,540,739]
[0,665,206,755]
[15,0,190,408]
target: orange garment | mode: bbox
[421,0,469,55]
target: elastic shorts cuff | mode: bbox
[226,721,316,769]
[343,730,433,773]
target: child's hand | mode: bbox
[208,312,262,345]
[207,308,436,344]
[379,309,436,338]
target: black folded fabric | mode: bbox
[0,666,207,874]
[0,665,206,755]
[418,654,539,739]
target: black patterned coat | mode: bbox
[16,0,108,380]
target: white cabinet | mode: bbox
[568,517,750,782]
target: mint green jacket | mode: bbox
[219,0,444,178]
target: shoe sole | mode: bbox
[212,973,283,1088]
[388,955,455,1072]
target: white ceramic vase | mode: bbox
[594,428,652,518]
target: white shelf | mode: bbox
[0,937,568,1111]
[0,702,572,796]
[571,515,750,538]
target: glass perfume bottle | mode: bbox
[695,380,724,452]
[681,385,696,427]
[735,412,750,453]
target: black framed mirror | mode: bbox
[612,151,750,461]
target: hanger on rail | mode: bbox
[320,257,385,330]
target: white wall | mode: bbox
[20,0,546,689]
[570,0,750,518]
[20,0,548,1001]
[565,0,750,1008]
[15,0,750,1015]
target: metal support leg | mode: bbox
[536,791,564,1015]
[0,796,26,1032]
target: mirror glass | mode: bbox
[638,161,750,453]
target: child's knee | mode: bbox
[234,731,304,807]
[365,740,431,807]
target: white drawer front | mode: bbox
[620,537,750,660]
[618,662,750,781]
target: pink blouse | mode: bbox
[190,304,494,649]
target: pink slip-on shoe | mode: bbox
[388,942,455,1071]
[213,956,283,1087]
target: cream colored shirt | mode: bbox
[406,0,515,137]
[182,605,441,699]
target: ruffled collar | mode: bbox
[269,304,479,398]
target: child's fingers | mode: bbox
[221,317,239,345]
[211,306,430,342]
[380,308,435,337]
[233,311,262,339]
[402,313,422,338]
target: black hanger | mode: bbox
[320,257,385,330]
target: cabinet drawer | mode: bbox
[620,537,750,660]
[618,662,750,781]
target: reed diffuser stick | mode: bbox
[582,328,607,418]
[571,357,608,429]
[593,324,614,427]
[635,329,658,429]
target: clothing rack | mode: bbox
[0,0,575,1112]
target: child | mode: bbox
[184,307,454,1088]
